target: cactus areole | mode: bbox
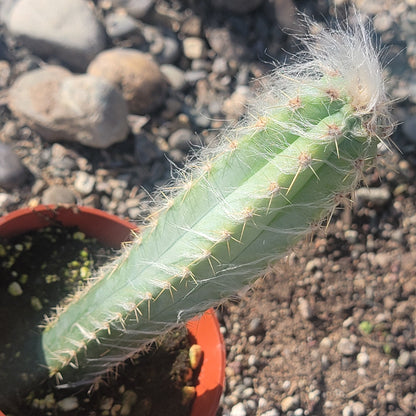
[42,19,392,387]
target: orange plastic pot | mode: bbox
[0,205,225,416]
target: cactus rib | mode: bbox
[42,17,392,386]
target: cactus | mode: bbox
[42,17,392,387]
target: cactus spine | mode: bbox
[42,18,391,386]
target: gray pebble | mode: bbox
[184,69,208,85]
[168,128,198,151]
[7,0,106,71]
[0,143,26,190]
[337,338,357,356]
[74,171,96,196]
[247,317,264,335]
[205,27,250,61]
[112,0,154,19]
[8,67,129,148]
[160,64,186,90]
[105,12,140,39]
[57,397,79,412]
[42,185,76,205]
[397,350,411,367]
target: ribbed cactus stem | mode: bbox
[42,18,391,386]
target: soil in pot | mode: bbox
[0,225,197,416]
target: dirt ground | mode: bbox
[218,147,416,415]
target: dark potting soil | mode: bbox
[0,226,195,416]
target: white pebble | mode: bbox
[357,351,369,367]
[319,337,332,351]
[261,409,280,416]
[280,395,299,412]
[342,405,353,416]
[258,397,267,408]
[337,338,356,356]
[397,350,411,367]
[57,397,78,412]
[230,402,247,416]
[248,354,258,367]
[350,401,365,416]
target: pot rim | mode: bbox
[0,204,225,416]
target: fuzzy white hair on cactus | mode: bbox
[34,13,394,390]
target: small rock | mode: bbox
[397,350,411,367]
[8,67,129,148]
[181,15,202,37]
[183,37,207,60]
[298,297,314,320]
[8,281,23,296]
[344,229,359,244]
[337,338,356,356]
[160,64,186,90]
[142,26,180,65]
[120,390,137,416]
[112,0,154,19]
[205,27,250,61]
[308,389,321,402]
[319,337,332,351]
[247,317,264,336]
[168,128,198,151]
[242,387,254,399]
[350,401,365,416]
[0,143,26,190]
[230,402,247,416]
[342,405,353,416]
[247,354,258,367]
[385,392,396,404]
[402,393,415,410]
[74,171,96,195]
[356,350,370,367]
[355,187,391,207]
[105,12,141,39]
[293,409,304,416]
[280,395,299,412]
[261,409,280,416]
[42,185,76,205]
[87,48,167,115]
[57,397,79,412]
[7,0,106,71]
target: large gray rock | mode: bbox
[7,0,106,71]
[88,48,167,115]
[8,66,129,148]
